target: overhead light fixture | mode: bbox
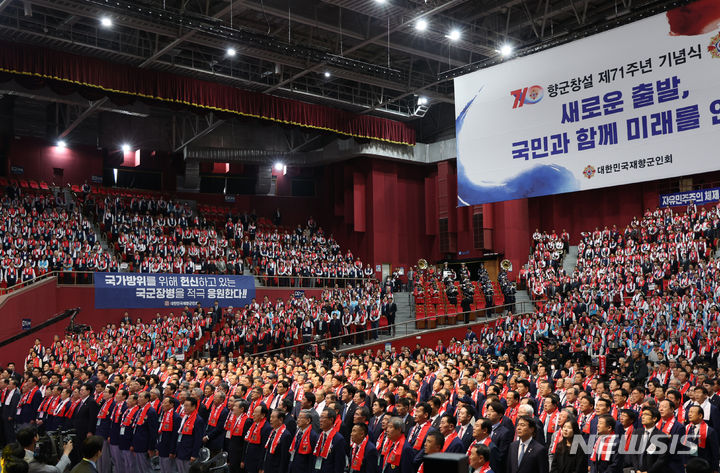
[274,162,284,171]
[415,19,428,31]
[226,47,237,57]
[375,0,386,4]
[100,16,112,28]
[56,140,66,148]
[324,71,331,78]
[500,43,513,57]
[417,96,428,105]
[447,29,461,41]
[121,143,131,153]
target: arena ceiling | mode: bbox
[0,0,694,152]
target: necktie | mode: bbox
[518,442,526,465]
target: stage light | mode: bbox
[274,162,284,171]
[447,29,461,41]
[324,71,331,78]
[500,43,513,57]
[375,0,386,4]
[100,17,112,28]
[121,143,131,153]
[417,96,428,105]
[415,19,428,31]
[226,47,237,57]
[56,140,66,148]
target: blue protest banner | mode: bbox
[94,273,256,309]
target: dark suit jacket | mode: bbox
[352,440,379,473]
[244,421,272,473]
[341,402,358,439]
[549,443,586,473]
[156,412,181,457]
[2,390,20,425]
[491,424,514,473]
[369,414,386,444]
[689,424,720,473]
[288,429,319,473]
[69,459,97,473]
[314,431,346,473]
[506,439,548,473]
[176,414,205,461]
[131,406,159,452]
[589,437,622,473]
[444,436,465,454]
[73,397,99,439]
[381,442,414,473]
[622,428,681,473]
[457,423,474,450]
[204,406,229,451]
[262,427,292,473]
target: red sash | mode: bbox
[208,404,224,427]
[112,401,125,423]
[623,425,634,450]
[442,431,458,452]
[657,418,675,435]
[231,414,250,437]
[121,405,139,426]
[135,404,152,426]
[686,422,708,448]
[540,409,559,434]
[466,438,491,456]
[350,437,368,471]
[591,435,615,462]
[385,436,405,467]
[266,424,287,454]
[65,399,82,418]
[98,399,113,419]
[290,428,313,454]
[246,419,267,444]
[412,422,432,450]
[181,410,198,435]
[314,429,339,458]
[159,409,174,433]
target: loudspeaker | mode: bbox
[423,453,469,473]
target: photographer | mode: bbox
[17,426,73,473]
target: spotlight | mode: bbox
[375,0,386,3]
[500,43,513,57]
[121,143,131,153]
[100,16,112,28]
[415,19,428,31]
[56,140,66,148]
[447,29,461,41]
[324,71,331,78]
[274,162,284,171]
[226,47,236,57]
[418,96,428,105]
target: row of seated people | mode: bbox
[3,293,720,473]
[519,204,718,301]
[0,189,115,287]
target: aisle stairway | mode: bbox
[563,245,579,274]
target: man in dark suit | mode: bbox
[17,377,43,425]
[369,399,387,444]
[210,300,222,325]
[313,408,347,473]
[263,409,292,473]
[69,435,104,473]
[381,417,414,473]
[3,379,21,443]
[386,297,397,336]
[394,398,414,438]
[589,415,622,473]
[202,392,229,456]
[244,404,272,473]
[623,407,682,473]
[456,405,475,451]
[72,383,99,465]
[486,401,513,473]
[692,386,720,434]
[686,405,720,473]
[439,414,465,453]
[506,415,548,473]
[349,423,379,473]
[156,397,180,473]
[289,409,319,473]
[341,386,359,440]
[175,397,205,473]
[281,398,298,437]
[131,392,158,473]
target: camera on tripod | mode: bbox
[35,429,76,465]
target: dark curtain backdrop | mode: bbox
[0,41,416,146]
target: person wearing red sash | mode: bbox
[108,388,129,473]
[288,409,319,473]
[225,400,251,473]
[439,414,464,453]
[469,443,494,473]
[175,397,205,473]
[131,391,159,473]
[157,397,181,473]
[119,393,140,473]
[406,403,434,452]
[313,408,347,473]
[95,385,116,473]
[244,403,271,473]
[380,417,413,473]
[686,405,720,472]
[349,422,379,473]
[202,392,229,456]
[656,399,684,436]
[262,409,292,473]
[625,407,682,473]
[588,415,619,473]
[16,377,42,425]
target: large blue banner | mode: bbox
[660,187,720,208]
[94,273,255,309]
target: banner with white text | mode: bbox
[454,0,720,205]
[94,273,255,309]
